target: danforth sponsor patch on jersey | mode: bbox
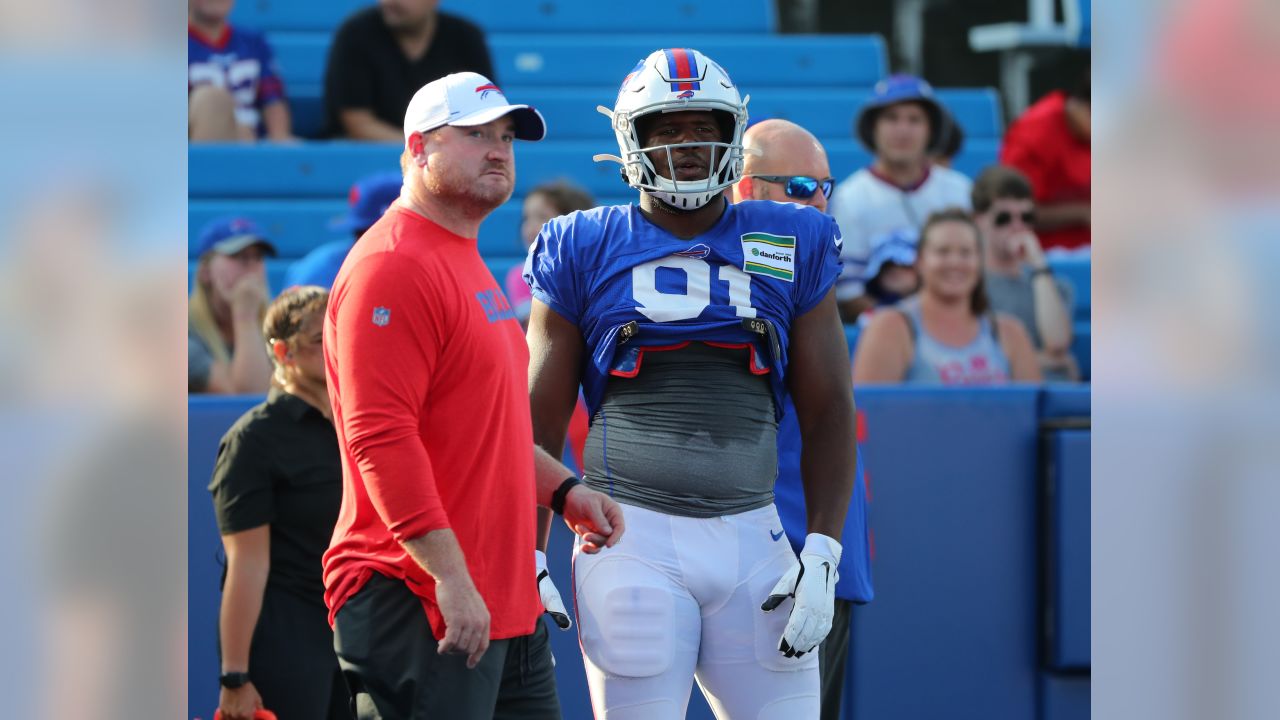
[740,232,796,282]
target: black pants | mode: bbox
[333,573,561,720]
[228,589,351,720]
[817,598,853,720]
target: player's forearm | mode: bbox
[533,444,576,508]
[1034,202,1090,231]
[218,554,269,671]
[402,528,474,585]
[798,404,857,539]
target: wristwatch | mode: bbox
[220,671,251,689]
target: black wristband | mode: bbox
[220,671,251,689]
[551,476,583,515]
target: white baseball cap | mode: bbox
[403,72,547,142]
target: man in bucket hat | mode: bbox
[829,74,971,322]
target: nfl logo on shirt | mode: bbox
[372,307,391,326]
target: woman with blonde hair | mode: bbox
[854,208,1042,384]
[189,217,276,394]
[210,286,349,720]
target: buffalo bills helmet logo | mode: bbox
[676,90,695,99]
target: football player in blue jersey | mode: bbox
[525,48,857,719]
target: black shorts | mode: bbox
[333,572,561,720]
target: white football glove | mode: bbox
[760,533,841,658]
[535,550,572,630]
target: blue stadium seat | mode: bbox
[233,0,776,34]
[190,196,631,261]
[187,258,294,298]
[424,86,1004,144]
[286,84,1001,144]
[189,198,348,259]
[188,139,1000,201]
[1047,256,1090,322]
[268,33,887,91]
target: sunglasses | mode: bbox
[748,175,835,200]
[993,210,1036,227]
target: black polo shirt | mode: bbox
[323,8,495,136]
[208,388,342,607]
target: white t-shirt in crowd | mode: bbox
[829,165,973,299]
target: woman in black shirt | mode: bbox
[209,286,349,720]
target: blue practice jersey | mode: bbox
[525,200,842,419]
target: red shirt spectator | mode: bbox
[1000,88,1091,251]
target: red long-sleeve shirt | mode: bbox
[321,205,539,640]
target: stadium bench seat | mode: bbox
[189,196,632,261]
[232,0,777,34]
[288,85,1001,143]
[187,139,1001,200]
[268,33,887,92]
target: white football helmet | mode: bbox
[594,48,750,210]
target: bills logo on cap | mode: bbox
[475,83,502,100]
[372,307,391,327]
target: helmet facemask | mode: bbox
[594,49,749,211]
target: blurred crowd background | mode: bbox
[0,0,1277,717]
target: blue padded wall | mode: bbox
[851,387,1041,720]
[1046,429,1090,670]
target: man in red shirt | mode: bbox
[322,72,625,719]
[999,70,1091,251]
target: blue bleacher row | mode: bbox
[234,0,780,34]
[283,84,1002,145]
[188,138,1000,199]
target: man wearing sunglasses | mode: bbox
[732,118,835,214]
[972,165,1078,381]
[734,118,875,720]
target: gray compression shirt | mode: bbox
[582,342,778,518]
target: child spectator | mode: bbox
[504,180,595,327]
[188,0,292,141]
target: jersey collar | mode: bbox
[868,164,931,193]
[189,23,232,50]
